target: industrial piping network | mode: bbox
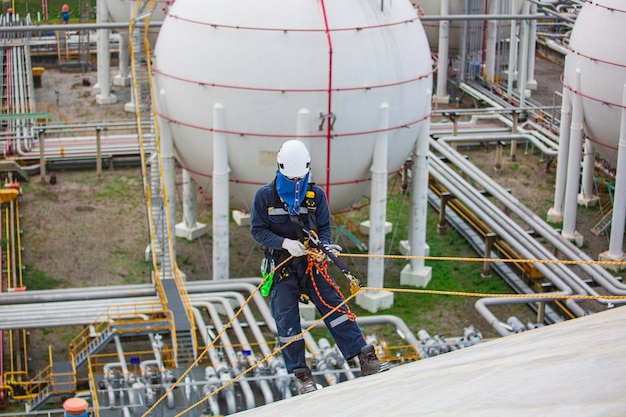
[427,83,626,335]
[0,280,422,349]
[0,279,464,415]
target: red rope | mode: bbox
[305,255,357,323]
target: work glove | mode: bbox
[282,238,307,257]
[326,244,342,256]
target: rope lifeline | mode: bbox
[360,287,626,300]
[174,289,357,417]
[340,252,626,267]
[141,255,292,417]
[144,250,626,416]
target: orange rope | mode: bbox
[306,252,357,322]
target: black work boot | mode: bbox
[293,367,317,394]
[358,344,390,376]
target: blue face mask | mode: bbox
[276,171,310,215]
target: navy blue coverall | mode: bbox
[250,179,366,373]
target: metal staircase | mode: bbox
[20,2,199,411]
[592,208,613,236]
[25,311,173,411]
[129,0,197,368]
[25,361,75,412]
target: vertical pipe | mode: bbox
[95,126,102,179]
[484,0,498,83]
[213,103,229,280]
[458,0,469,83]
[607,85,626,259]
[481,233,496,279]
[562,70,583,240]
[181,169,198,229]
[507,0,518,95]
[511,111,518,161]
[95,0,110,97]
[38,128,46,182]
[367,103,389,290]
[494,141,503,171]
[119,32,130,80]
[9,198,15,289]
[518,0,530,107]
[580,139,595,200]
[437,192,450,235]
[296,109,312,178]
[435,0,449,102]
[527,2,537,86]
[550,88,571,217]
[408,91,431,273]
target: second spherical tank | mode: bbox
[104,0,167,23]
[417,0,523,53]
[563,0,626,168]
[153,0,433,212]
[104,0,165,41]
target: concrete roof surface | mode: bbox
[232,305,626,416]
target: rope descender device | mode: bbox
[302,228,363,295]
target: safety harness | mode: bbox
[260,180,318,297]
[261,181,357,322]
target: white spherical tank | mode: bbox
[563,0,626,167]
[153,0,433,212]
[104,0,132,24]
[104,0,166,38]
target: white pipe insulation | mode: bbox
[561,69,584,243]
[607,85,626,260]
[517,0,531,107]
[367,102,389,290]
[202,296,276,403]
[549,88,571,221]
[484,0,498,83]
[212,103,230,280]
[435,0,450,102]
[403,93,432,283]
[194,301,256,411]
[96,0,112,99]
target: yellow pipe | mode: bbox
[21,329,27,375]
[15,196,23,288]
[4,205,9,290]
[8,330,14,376]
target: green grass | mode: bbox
[10,0,90,24]
[22,267,64,290]
[329,177,524,342]
[96,175,143,200]
[108,247,152,284]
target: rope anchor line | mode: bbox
[342,252,626,267]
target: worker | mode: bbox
[250,139,389,395]
[6,7,12,23]
[61,4,70,24]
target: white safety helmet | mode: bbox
[277,140,311,178]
